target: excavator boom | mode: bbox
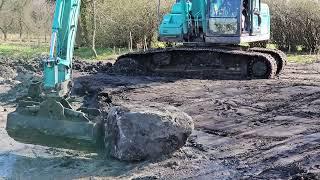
[6,0,102,151]
[45,0,79,92]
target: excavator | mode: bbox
[117,0,286,79]
[6,0,286,151]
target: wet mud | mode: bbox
[0,56,320,179]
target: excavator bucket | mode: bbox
[6,82,103,151]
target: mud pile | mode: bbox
[0,64,17,81]
[0,56,42,102]
[73,59,113,73]
[112,58,146,75]
[73,58,146,75]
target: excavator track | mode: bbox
[116,47,279,80]
[249,47,287,75]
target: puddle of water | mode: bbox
[0,154,17,178]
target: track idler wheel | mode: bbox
[249,56,277,79]
[249,48,287,75]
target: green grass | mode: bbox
[266,44,277,49]
[264,44,319,63]
[74,47,126,60]
[0,43,124,60]
[287,54,319,63]
[0,43,49,59]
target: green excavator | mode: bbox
[6,0,286,150]
[117,0,286,79]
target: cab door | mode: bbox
[250,0,261,35]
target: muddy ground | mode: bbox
[1,57,320,179]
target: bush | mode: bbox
[264,0,320,52]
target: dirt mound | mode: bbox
[22,56,44,72]
[112,58,146,75]
[0,56,42,74]
[0,56,42,102]
[73,59,112,73]
[0,65,17,80]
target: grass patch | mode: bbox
[74,47,126,60]
[0,42,126,60]
[0,43,49,59]
[287,54,319,63]
[266,44,277,49]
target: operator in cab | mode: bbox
[242,0,249,32]
[211,0,236,17]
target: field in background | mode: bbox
[0,43,125,60]
[0,42,319,63]
[0,34,129,60]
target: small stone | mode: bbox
[131,175,159,180]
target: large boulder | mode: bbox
[104,103,194,161]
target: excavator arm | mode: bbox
[45,0,80,94]
[6,0,102,151]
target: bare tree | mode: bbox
[29,0,52,43]
[91,0,97,57]
[11,0,30,39]
[0,0,14,41]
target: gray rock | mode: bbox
[104,103,194,161]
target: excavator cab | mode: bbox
[206,0,270,43]
[159,0,271,44]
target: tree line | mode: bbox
[0,0,170,48]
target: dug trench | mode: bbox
[1,56,320,179]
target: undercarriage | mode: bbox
[116,46,286,80]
